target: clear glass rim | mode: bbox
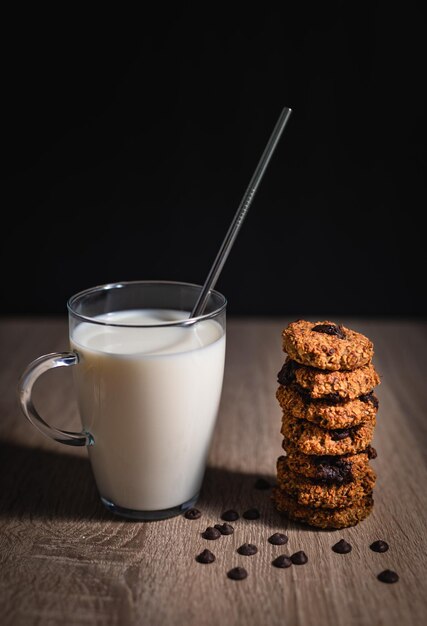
[67,280,227,328]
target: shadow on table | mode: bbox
[0,440,310,530]
[198,465,313,531]
[0,440,108,521]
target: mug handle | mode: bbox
[18,352,93,446]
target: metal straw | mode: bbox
[190,106,292,318]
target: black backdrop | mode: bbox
[1,5,426,316]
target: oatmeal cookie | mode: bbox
[276,455,376,509]
[282,320,374,371]
[282,443,377,482]
[277,358,380,400]
[272,488,373,529]
[276,384,379,429]
[280,412,376,456]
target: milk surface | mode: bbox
[71,309,225,511]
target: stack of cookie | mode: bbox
[273,320,380,529]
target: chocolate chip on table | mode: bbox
[377,570,399,583]
[184,508,201,520]
[196,549,215,564]
[221,510,239,521]
[202,526,221,540]
[214,523,234,535]
[268,532,288,546]
[332,539,352,554]
[370,540,389,553]
[312,323,346,339]
[237,543,258,556]
[243,508,260,520]
[272,555,292,568]
[227,567,248,580]
[254,478,271,490]
[291,551,308,565]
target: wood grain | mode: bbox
[0,317,426,626]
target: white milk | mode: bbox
[71,309,225,511]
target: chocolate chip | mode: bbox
[277,360,299,385]
[377,569,399,583]
[332,539,352,554]
[294,384,343,405]
[312,323,346,339]
[370,540,389,553]
[254,478,271,490]
[243,508,260,519]
[221,509,239,521]
[272,555,292,568]
[314,454,339,465]
[360,392,379,409]
[323,391,343,403]
[366,445,378,460]
[214,523,234,535]
[315,459,352,484]
[268,533,288,546]
[291,551,308,565]
[331,428,351,441]
[184,508,201,520]
[227,567,248,580]
[202,526,221,540]
[196,549,215,563]
[293,386,311,404]
[237,543,258,556]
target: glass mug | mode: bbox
[18,281,226,520]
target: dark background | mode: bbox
[1,5,426,317]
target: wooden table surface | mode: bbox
[1,317,426,626]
